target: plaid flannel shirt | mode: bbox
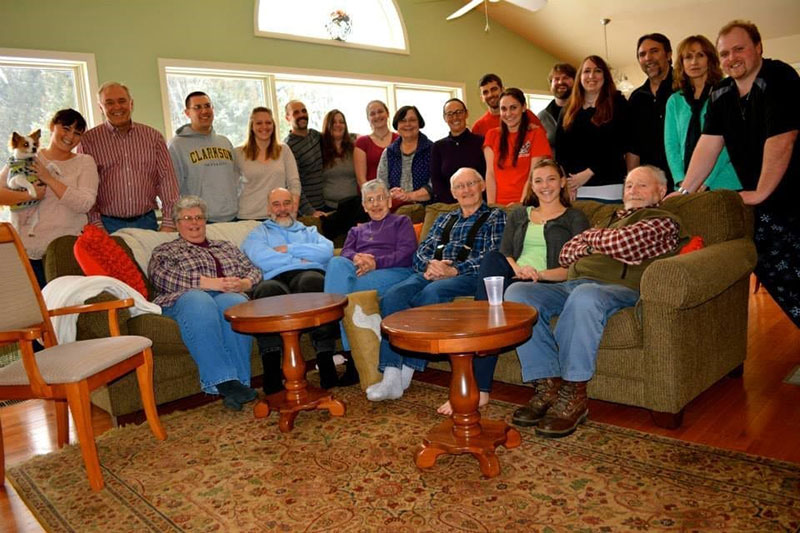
[413,203,506,275]
[148,237,262,307]
[559,207,680,268]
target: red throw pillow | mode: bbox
[679,235,705,255]
[73,224,149,299]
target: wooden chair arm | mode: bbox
[47,298,134,337]
[48,298,135,317]
[0,327,43,343]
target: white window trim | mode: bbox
[0,48,100,127]
[158,58,464,141]
[252,0,410,55]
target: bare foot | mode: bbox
[436,392,490,416]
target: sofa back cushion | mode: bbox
[574,190,748,247]
[115,220,260,272]
[419,190,748,248]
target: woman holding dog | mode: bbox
[0,108,98,287]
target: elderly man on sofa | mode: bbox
[507,165,688,438]
[366,168,507,401]
[241,187,339,392]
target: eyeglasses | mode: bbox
[444,109,466,119]
[178,215,206,222]
[452,179,481,191]
[189,103,213,111]
[364,195,387,205]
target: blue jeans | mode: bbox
[505,279,639,382]
[472,250,518,392]
[162,290,253,394]
[379,272,479,372]
[101,210,158,233]
[323,256,412,350]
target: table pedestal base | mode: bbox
[416,419,521,477]
[252,329,345,432]
[254,388,345,432]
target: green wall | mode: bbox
[0,0,557,134]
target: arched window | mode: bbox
[255,0,408,54]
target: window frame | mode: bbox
[253,0,410,55]
[523,90,553,116]
[158,58,465,143]
[0,47,100,127]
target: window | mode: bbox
[161,60,462,147]
[0,49,98,221]
[525,92,552,115]
[255,0,408,54]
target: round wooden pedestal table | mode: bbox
[225,293,347,432]
[381,301,537,478]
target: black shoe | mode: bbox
[260,347,284,395]
[217,380,245,411]
[337,351,360,387]
[217,380,257,405]
[316,351,338,389]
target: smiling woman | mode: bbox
[0,108,98,287]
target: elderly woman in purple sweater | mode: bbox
[324,179,417,384]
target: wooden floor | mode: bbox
[2,280,798,532]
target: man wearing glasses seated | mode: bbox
[430,98,486,204]
[168,91,239,223]
[366,168,506,401]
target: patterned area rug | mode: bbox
[7,382,800,532]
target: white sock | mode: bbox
[401,365,415,390]
[366,367,403,401]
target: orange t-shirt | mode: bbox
[484,126,551,205]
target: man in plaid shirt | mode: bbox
[507,166,687,438]
[367,168,506,402]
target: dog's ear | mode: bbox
[30,129,42,142]
[11,132,22,149]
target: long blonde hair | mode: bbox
[241,107,281,161]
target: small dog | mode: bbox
[7,129,43,234]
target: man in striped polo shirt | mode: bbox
[283,100,326,219]
[78,82,179,233]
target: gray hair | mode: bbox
[631,165,668,187]
[97,81,131,100]
[449,167,483,187]
[173,195,207,221]
[361,179,389,200]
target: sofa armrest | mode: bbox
[640,238,757,309]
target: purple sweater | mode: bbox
[340,213,416,269]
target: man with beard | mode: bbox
[242,187,339,392]
[471,73,543,136]
[629,33,675,190]
[678,20,800,329]
[537,63,576,154]
[284,100,326,218]
[506,166,687,438]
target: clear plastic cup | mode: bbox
[483,276,504,306]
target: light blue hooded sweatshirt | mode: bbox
[241,218,333,280]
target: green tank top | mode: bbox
[516,207,548,271]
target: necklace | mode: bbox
[372,130,391,143]
[365,217,388,241]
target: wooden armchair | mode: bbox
[0,223,166,491]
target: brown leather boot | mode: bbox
[511,377,563,427]
[535,380,588,438]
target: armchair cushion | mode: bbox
[0,336,151,385]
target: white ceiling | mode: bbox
[449,0,800,88]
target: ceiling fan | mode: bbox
[446,0,547,21]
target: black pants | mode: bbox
[319,196,368,241]
[251,269,339,352]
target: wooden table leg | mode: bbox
[253,330,345,432]
[416,353,520,477]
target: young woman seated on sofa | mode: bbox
[438,158,590,415]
